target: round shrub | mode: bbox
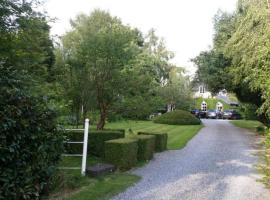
[0,67,64,199]
[153,110,201,125]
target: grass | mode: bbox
[50,156,140,200]
[105,120,203,150]
[67,173,140,200]
[230,120,265,133]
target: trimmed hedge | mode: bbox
[138,132,167,152]
[132,135,155,161]
[104,138,138,170]
[154,110,201,125]
[64,130,125,157]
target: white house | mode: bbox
[193,84,212,99]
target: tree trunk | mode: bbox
[97,104,107,130]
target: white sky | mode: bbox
[44,0,237,75]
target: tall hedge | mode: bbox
[65,130,125,157]
[0,67,64,199]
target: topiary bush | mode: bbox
[132,135,155,161]
[0,67,64,199]
[104,138,138,170]
[153,110,201,125]
[138,132,167,152]
[65,130,125,157]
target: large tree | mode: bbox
[59,10,140,129]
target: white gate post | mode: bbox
[81,118,89,176]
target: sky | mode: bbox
[44,0,237,75]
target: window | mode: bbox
[199,86,205,93]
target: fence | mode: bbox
[60,118,89,176]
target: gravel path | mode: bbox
[111,119,270,200]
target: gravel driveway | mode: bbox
[111,119,270,200]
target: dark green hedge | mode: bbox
[0,67,64,199]
[104,138,138,170]
[138,132,167,152]
[153,110,201,125]
[64,130,125,157]
[132,135,155,161]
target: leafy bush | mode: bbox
[104,138,138,170]
[0,67,64,199]
[153,110,201,125]
[132,135,155,161]
[65,130,125,157]
[138,132,167,152]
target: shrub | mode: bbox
[131,135,155,161]
[0,67,64,199]
[138,132,167,152]
[104,138,138,170]
[65,130,125,157]
[153,110,201,125]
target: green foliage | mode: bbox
[65,130,125,157]
[138,132,167,152]
[57,10,141,129]
[131,135,155,161]
[104,138,138,170]
[0,67,64,199]
[154,110,201,125]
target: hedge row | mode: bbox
[64,129,125,157]
[104,132,167,170]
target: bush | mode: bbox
[0,67,64,199]
[138,132,167,152]
[131,135,155,161]
[153,110,201,125]
[104,138,138,170]
[65,130,125,157]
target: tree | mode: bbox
[59,10,140,129]
[159,66,192,111]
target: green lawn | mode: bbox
[105,120,203,150]
[230,120,265,133]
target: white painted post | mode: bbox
[81,118,89,176]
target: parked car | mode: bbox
[222,110,241,120]
[206,109,217,119]
[190,109,200,118]
[229,102,240,107]
[199,110,207,118]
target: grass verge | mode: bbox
[106,120,203,150]
[230,120,265,134]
